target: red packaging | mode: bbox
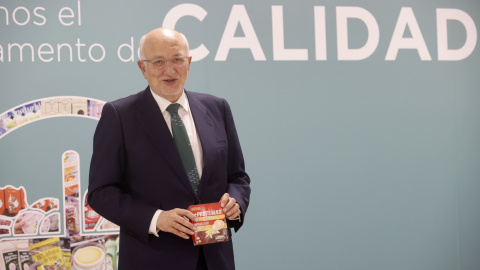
[0,189,5,215]
[33,199,50,212]
[188,202,230,246]
[19,187,26,210]
[84,195,100,230]
[5,187,23,215]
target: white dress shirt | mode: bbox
[148,89,204,236]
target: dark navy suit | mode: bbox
[88,87,250,269]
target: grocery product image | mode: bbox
[3,187,27,217]
[17,211,44,235]
[72,242,105,270]
[29,237,66,270]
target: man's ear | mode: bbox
[137,61,147,79]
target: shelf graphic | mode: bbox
[0,96,106,140]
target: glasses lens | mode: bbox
[149,57,187,68]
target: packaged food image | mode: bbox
[49,199,59,210]
[63,152,80,196]
[58,98,72,115]
[0,112,9,136]
[188,202,230,246]
[2,112,17,130]
[0,189,5,215]
[14,211,44,235]
[17,239,30,270]
[98,218,120,231]
[71,98,88,116]
[105,237,117,270]
[0,217,12,236]
[29,237,66,270]
[63,250,72,270]
[47,213,60,233]
[31,198,58,213]
[12,106,29,127]
[41,98,59,117]
[65,200,80,236]
[23,101,41,121]
[4,186,27,217]
[83,193,100,231]
[5,188,21,215]
[0,240,20,270]
[87,100,104,118]
[71,242,105,270]
[32,199,50,212]
[40,216,51,234]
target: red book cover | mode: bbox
[188,202,230,246]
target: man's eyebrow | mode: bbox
[150,53,184,60]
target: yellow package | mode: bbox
[29,238,66,270]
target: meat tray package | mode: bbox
[188,202,230,246]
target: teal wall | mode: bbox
[1,0,479,269]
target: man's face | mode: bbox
[138,31,192,102]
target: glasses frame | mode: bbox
[140,56,190,69]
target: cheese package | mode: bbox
[188,202,229,246]
[29,237,66,270]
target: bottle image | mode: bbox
[105,238,117,270]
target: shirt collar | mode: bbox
[150,89,190,113]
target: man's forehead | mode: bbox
[144,40,187,56]
[149,53,184,60]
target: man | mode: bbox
[88,27,251,269]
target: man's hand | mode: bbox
[220,193,241,220]
[156,208,198,239]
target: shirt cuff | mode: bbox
[149,209,163,237]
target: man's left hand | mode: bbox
[220,193,241,220]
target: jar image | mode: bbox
[72,242,105,270]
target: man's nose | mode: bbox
[164,61,175,75]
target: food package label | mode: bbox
[188,202,230,246]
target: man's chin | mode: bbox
[152,87,183,101]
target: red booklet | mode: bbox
[188,202,230,246]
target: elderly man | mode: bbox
[88,27,251,269]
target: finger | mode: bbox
[226,203,240,217]
[220,193,229,207]
[172,221,195,237]
[171,227,191,239]
[227,209,241,220]
[224,197,236,213]
[176,209,198,223]
[174,215,196,232]
[161,218,191,239]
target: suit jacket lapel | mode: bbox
[186,91,216,195]
[137,88,196,197]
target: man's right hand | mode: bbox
[156,208,198,239]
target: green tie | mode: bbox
[166,103,199,194]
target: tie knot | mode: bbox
[166,103,181,114]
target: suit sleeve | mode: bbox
[88,102,158,244]
[223,100,251,232]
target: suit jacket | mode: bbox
[88,87,251,269]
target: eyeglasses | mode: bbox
[141,56,189,69]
